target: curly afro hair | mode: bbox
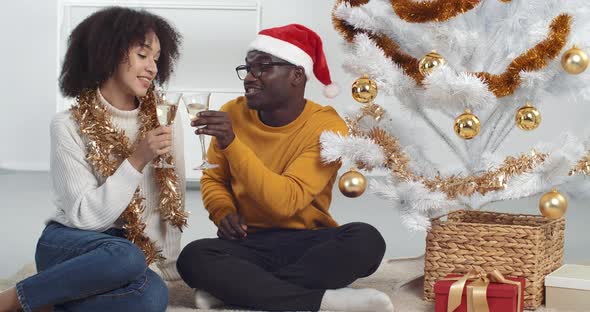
[59,6,182,97]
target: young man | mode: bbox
[177,24,393,312]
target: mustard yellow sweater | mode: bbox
[201,96,348,231]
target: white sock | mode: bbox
[194,289,224,309]
[320,288,394,312]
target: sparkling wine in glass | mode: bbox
[153,90,182,168]
[182,92,219,170]
[156,102,178,126]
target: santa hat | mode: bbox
[247,24,340,98]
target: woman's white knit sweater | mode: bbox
[48,90,186,281]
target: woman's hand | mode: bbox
[128,126,172,171]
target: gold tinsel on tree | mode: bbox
[332,2,571,97]
[344,105,590,200]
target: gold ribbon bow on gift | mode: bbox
[442,269,522,312]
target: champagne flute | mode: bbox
[182,92,219,170]
[153,90,182,168]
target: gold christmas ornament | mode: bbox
[454,109,480,140]
[515,102,541,131]
[339,169,367,198]
[539,188,568,219]
[418,50,446,76]
[351,74,378,103]
[561,45,589,75]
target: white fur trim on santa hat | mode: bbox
[323,82,340,98]
[248,34,314,82]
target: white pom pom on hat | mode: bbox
[323,82,340,98]
[248,24,340,98]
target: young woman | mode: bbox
[0,7,184,312]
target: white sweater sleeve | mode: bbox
[156,116,186,281]
[50,113,144,232]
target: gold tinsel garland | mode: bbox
[367,128,548,199]
[569,153,590,176]
[367,127,413,181]
[140,91,188,230]
[338,0,511,23]
[391,0,491,23]
[332,1,572,98]
[475,14,571,97]
[363,126,548,199]
[70,88,187,265]
[347,106,550,199]
[421,152,548,199]
[349,104,590,200]
[340,0,369,7]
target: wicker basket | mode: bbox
[423,210,565,310]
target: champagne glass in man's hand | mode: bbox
[182,92,218,170]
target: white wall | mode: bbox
[0,0,359,172]
[2,0,590,174]
[0,0,57,171]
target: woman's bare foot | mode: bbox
[0,287,21,312]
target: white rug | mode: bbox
[0,256,552,311]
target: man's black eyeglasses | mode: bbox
[235,62,295,80]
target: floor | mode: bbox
[0,169,588,279]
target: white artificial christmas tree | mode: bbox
[321,0,590,231]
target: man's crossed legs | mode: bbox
[177,222,393,311]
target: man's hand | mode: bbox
[192,111,235,150]
[217,213,247,240]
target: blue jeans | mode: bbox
[15,222,168,312]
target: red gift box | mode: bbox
[434,272,525,312]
